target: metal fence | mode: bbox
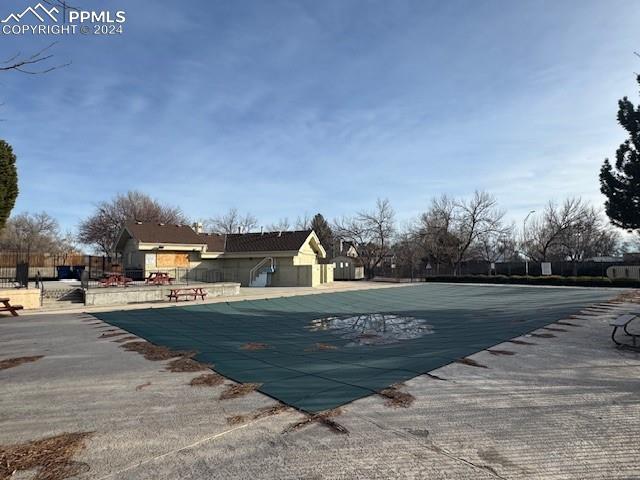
[82,268,224,289]
[0,252,120,281]
[374,260,632,279]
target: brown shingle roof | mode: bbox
[123,223,314,254]
[207,230,313,253]
[200,233,226,252]
[125,222,205,245]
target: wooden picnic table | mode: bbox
[0,297,24,317]
[99,272,133,287]
[167,287,208,302]
[145,272,174,286]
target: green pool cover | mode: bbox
[95,284,615,412]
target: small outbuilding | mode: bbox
[332,240,365,280]
[114,222,334,287]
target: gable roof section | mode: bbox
[199,233,226,252]
[125,222,205,245]
[222,230,313,253]
[118,223,320,256]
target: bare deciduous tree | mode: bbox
[559,206,621,274]
[419,191,508,274]
[334,198,395,278]
[476,226,517,274]
[295,213,312,230]
[0,211,75,253]
[78,191,187,255]
[523,198,590,262]
[205,208,258,234]
[265,217,291,232]
[418,195,458,274]
[393,223,424,280]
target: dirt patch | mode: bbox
[121,341,207,372]
[99,331,128,339]
[0,431,92,480]
[543,326,567,332]
[488,349,516,356]
[240,342,270,351]
[379,384,415,408]
[226,405,288,425]
[135,382,151,391]
[305,343,338,352]
[166,357,209,373]
[219,383,262,400]
[530,333,556,338]
[120,341,189,361]
[189,373,224,387]
[112,336,138,343]
[556,321,580,327]
[507,339,536,346]
[455,357,488,368]
[614,291,640,303]
[0,356,44,371]
[282,408,348,435]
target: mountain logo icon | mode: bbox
[1,3,59,23]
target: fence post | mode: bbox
[80,270,89,290]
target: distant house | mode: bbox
[114,222,334,287]
[332,240,364,280]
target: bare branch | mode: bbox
[0,42,70,75]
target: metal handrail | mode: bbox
[249,257,274,286]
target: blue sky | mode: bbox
[2,0,639,233]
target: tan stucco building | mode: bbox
[115,223,334,287]
[332,240,365,280]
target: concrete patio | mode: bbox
[1,285,639,479]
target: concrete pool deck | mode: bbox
[1,285,639,479]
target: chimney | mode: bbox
[260,226,264,235]
[192,222,203,234]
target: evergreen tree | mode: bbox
[310,213,334,256]
[0,140,18,231]
[600,75,640,231]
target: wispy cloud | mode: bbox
[1,0,639,231]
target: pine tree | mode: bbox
[310,213,334,256]
[600,75,640,231]
[0,140,18,231]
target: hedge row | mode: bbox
[423,275,640,288]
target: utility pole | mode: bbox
[523,210,535,276]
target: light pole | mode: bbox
[523,210,535,276]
